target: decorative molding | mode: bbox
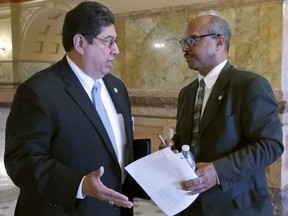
[18,6,38,34]
[116,0,283,19]
[128,88,178,118]
[128,88,287,119]
[1,86,286,119]
[130,95,177,109]
[129,89,178,108]
[0,83,17,105]
[0,4,11,19]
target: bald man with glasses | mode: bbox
[161,15,283,216]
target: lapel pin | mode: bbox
[218,91,225,100]
[114,88,118,93]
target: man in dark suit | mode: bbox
[162,15,283,215]
[4,2,134,216]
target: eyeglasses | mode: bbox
[84,35,117,49]
[179,33,221,48]
[94,37,117,49]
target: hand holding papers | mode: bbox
[125,148,199,216]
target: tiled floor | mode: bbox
[0,107,165,216]
[0,107,18,216]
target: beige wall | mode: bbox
[0,0,287,193]
[114,3,283,91]
[0,0,285,90]
[97,0,213,13]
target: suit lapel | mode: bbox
[199,63,231,137]
[103,76,123,114]
[103,75,133,145]
[59,58,118,161]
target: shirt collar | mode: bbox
[66,55,104,93]
[198,59,227,90]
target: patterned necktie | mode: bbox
[191,79,205,147]
[92,81,118,157]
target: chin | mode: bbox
[101,71,110,77]
[187,65,196,70]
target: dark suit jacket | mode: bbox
[174,62,283,216]
[5,57,134,216]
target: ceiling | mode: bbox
[0,0,213,13]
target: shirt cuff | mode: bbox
[210,162,220,185]
[76,176,87,199]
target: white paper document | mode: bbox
[125,148,199,216]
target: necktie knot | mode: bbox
[92,81,102,106]
[199,79,205,90]
[94,81,101,91]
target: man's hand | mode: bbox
[180,162,218,195]
[159,138,179,153]
[82,166,133,208]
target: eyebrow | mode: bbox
[101,35,116,40]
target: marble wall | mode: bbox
[111,5,288,187]
[0,0,287,214]
[113,1,283,91]
[0,0,285,90]
[111,0,287,186]
[111,1,287,214]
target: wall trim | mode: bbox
[116,0,283,19]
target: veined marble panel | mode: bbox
[114,2,283,91]
[270,185,288,216]
[13,61,52,82]
[115,0,283,19]
[0,62,13,82]
[233,4,282,89]
[282,2,288,93]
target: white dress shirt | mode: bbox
[197,59,227,185]
[197,59,227,116]
[66,55,126,198]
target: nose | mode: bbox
[111,43,120,55]
[181,43,190,52]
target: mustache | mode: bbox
[184,53,191,58]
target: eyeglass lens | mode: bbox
[179,33,220,48]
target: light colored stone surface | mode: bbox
[113,2,283,91]
[0,0,287,213]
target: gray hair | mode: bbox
[207,15,231,51]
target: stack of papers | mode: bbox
[125,148,199,216]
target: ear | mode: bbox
[73,34,85,54]
[215,35,225,50]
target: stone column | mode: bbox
[269,1,288,215]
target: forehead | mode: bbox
[186,16,211,35]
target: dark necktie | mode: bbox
[92,81,118,156]
[191,79,205,147]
